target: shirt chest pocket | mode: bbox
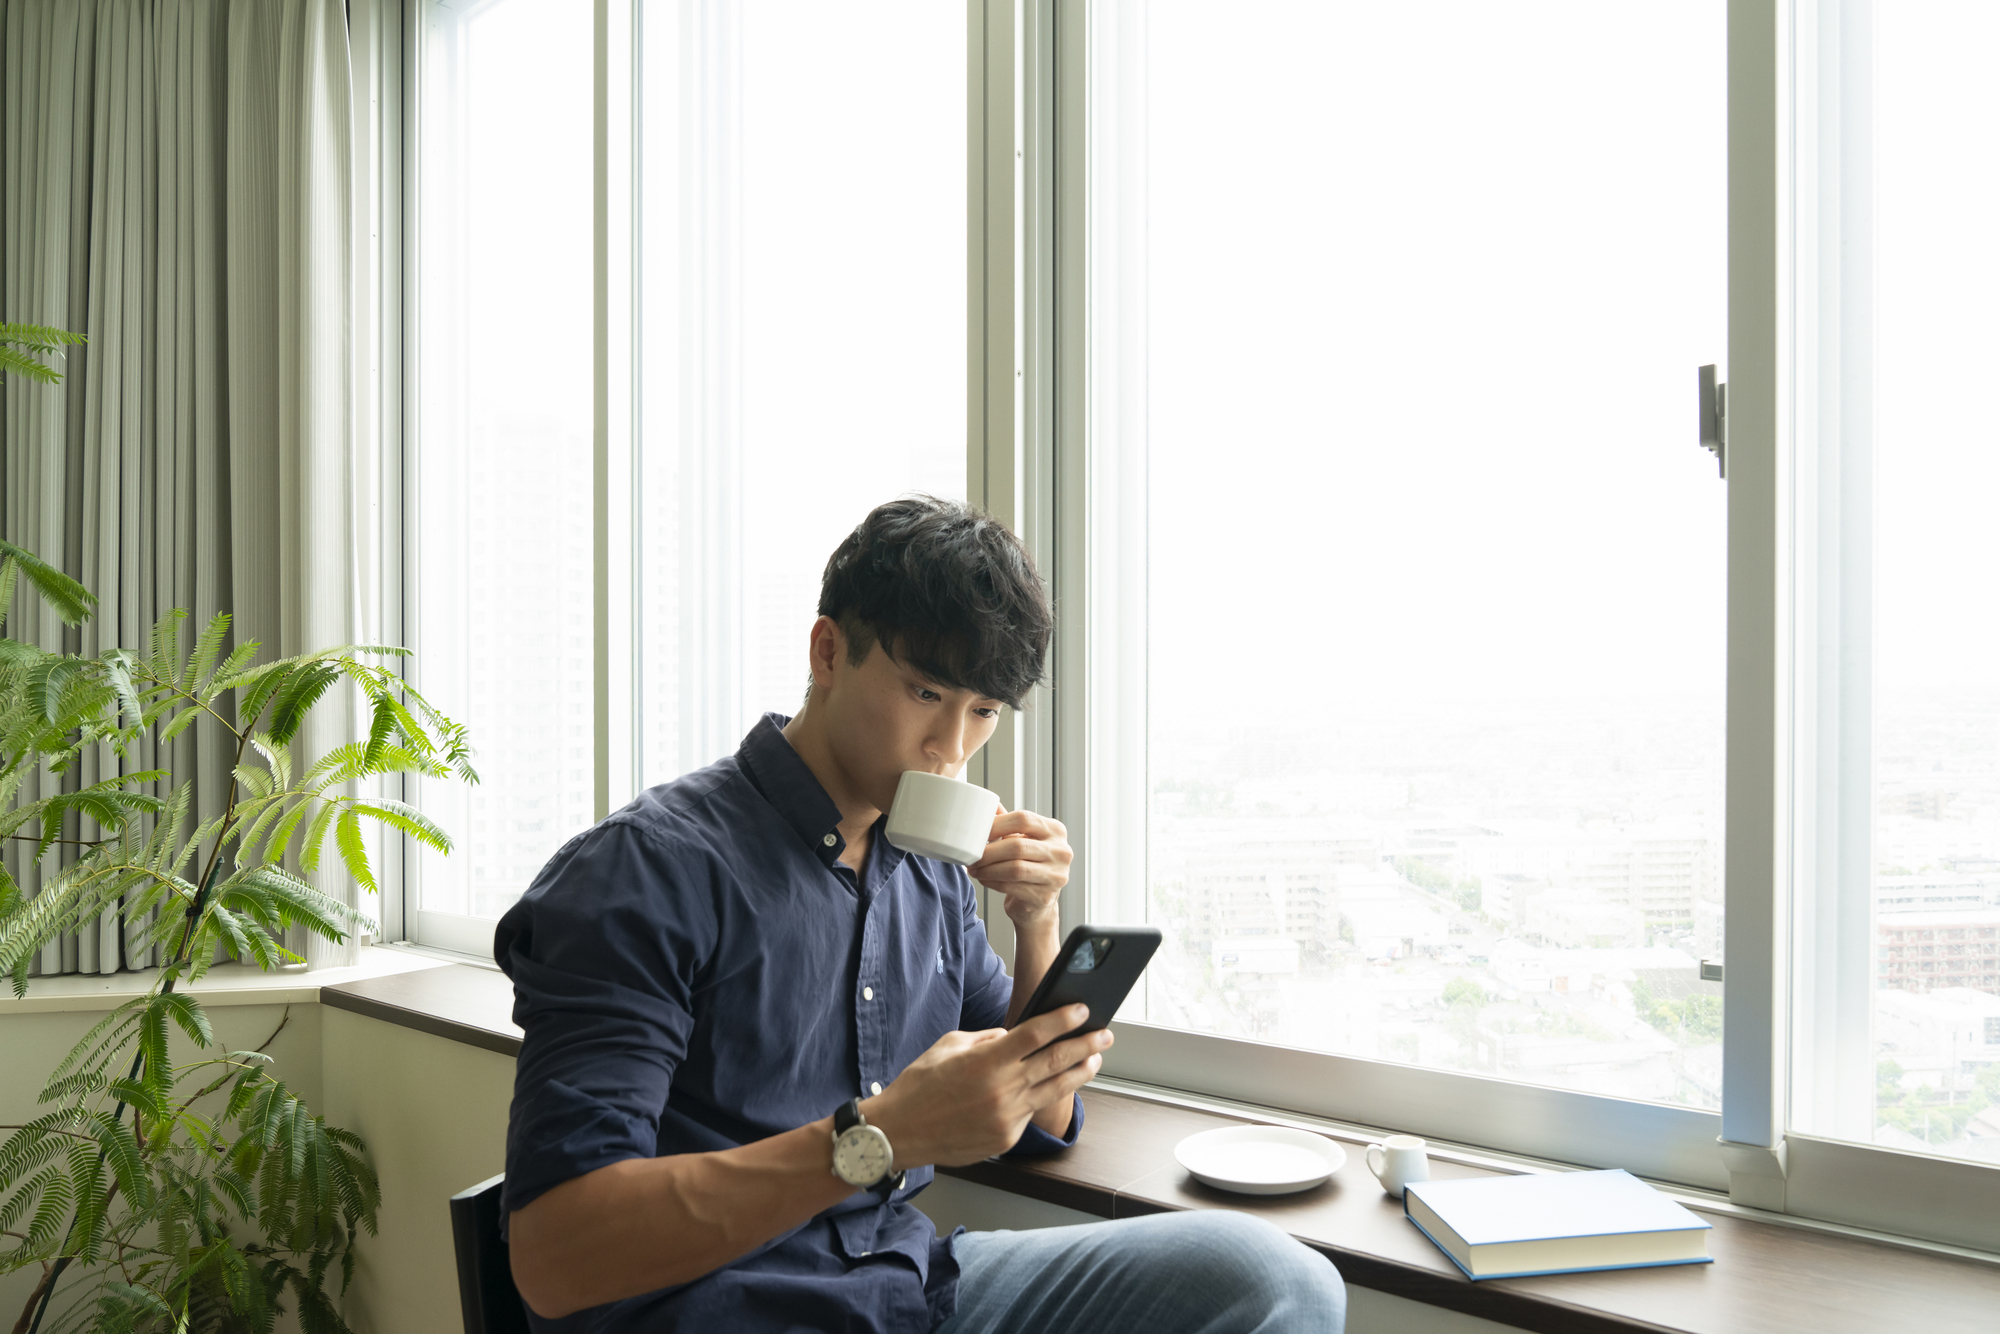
[894,937,966,1050]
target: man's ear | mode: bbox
[806,616,845,692]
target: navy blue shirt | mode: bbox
[496,714,1082,1333]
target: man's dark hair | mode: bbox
[817,496,1052,708]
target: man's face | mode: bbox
[815,623,1003,815]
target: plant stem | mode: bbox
[9,1264,52,1334]
[19,682,265,1334]
[19,844,222,1334]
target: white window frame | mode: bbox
[999,0,2000,1253]
[350,0,414,951]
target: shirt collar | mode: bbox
[736,713,907,884]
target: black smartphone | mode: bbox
[1011,924,1163,1046]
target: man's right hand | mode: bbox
[861,1004,1110,1167]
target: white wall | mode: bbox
[318,1007,515,1333]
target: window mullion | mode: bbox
[595,0,639,825]
[1717,0,1792,1207]
[1018,0,1064,922]
[968,0,1022,949]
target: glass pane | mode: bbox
[636,1,966,788]
[413,0,596,921]
[1095,0,1728,1107]
[1792,2,2000,1162]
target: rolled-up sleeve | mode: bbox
[496,819,718,1218]
[954,872,1084,1156]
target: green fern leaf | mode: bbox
[138,997,172,1103]
[297,800,341,873]
[147,608,187,684]
[202,639,262,701]
[186,610,231,688]
[157,703,205,745]
[232,762,274,800]
[0,342,63,383]
[97,647,144,725]
[268,663,340,746]
[98,1281,175,1324]
[250,732,293,790]
[45,999,147,1087]
[348,799,453,855]
[0,538,96,625]
[8,1162,68,1247]
[332,810,376,894]
[221,865,367,943]
[0,320,88,351]
[86,1109,151,1216]
[0,1113,78,1192]
[359,696,397,768]
[157,991,215,1048]
[235,796,294,864]
[25,1145,80,1249]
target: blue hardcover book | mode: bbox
[1403,1169,1714,1280]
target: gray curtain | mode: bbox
[0,0,363,975]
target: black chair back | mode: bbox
[449,1173,534,1334]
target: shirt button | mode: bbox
[823,833,837,847]
[870,1081,882,1096]
[862,986,874,1001]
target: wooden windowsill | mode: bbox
[320,965,2000,1334]
[945,1089,2000,1334]
[320,959,522,1057]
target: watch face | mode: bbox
[833,1125,893,1186]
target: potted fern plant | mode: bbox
[0,528,477,1333]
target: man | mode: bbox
[497,497,1346,1332]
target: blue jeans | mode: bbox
[935,1211,1347,1334]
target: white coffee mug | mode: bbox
[1364,1134,1430,1199]
[883,771,1000,866]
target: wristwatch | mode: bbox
[830,1097,904,1192]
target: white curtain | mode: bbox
[1,0,365,974]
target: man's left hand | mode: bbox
[967,808,1072,927]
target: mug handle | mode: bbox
[1365,1142,1386,1181]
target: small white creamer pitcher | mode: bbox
[1364,1134,1430,1199]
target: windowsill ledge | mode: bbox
[942,1086,2000,1334]
[0,945,455,1015]
[300,966,2000,1333]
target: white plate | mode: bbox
[1173,1125,1347,1196]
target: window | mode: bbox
[407,0,969,955]
[1083,0,1728,1112]
[411,0,597,954]
[1790,0,2000,1166]
[634,0,968,789]
[1042,0,1997,1242]
[1059,0,1731,1186]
